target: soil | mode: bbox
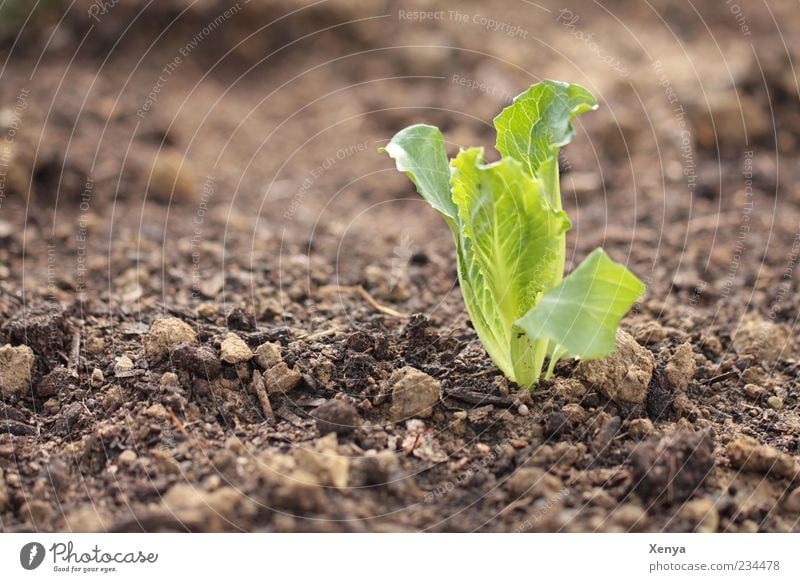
[1,0,800,532]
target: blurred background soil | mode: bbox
[1,0,800,532]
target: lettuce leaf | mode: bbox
[382,81,644,388]
[516,249,646,372]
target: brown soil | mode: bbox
[1,0,800,532]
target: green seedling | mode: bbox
[382,80,645,388]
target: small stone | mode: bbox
[85,336,105,355]
[113,355,135,377]
[254,342,282,370]
[664,341,695,391]
[518,404,530,416]
[315,399,360,436]
[264,362,302,395]
[680,498,719,533]
[767,396,783,410]
[0,344,35,397]
[144,318,197,362]
[784,487,800,512]
[450,410,467,435]
[576,330,654,405]
[118,450,138,467]
[627,418,654,440]
[388,366,440,421]
[90,368,104,388]
[220,333,252,364]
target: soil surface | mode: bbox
[1,0,800,532]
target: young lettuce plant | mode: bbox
[381,80,645,388]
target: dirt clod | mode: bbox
[294,433,349,488]
[263,363,302,395]
[664,341,695,391]
[315,399,360,436]
[144,318,197,362]
[35,366,76,398]
[0,344,35,397]
[576,330,654,405]
[170,343,221,379]
[727,436,800,481]
[219,333,252,364]
[630,430,715,504]
[732,315,793,365]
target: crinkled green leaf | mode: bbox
[451,148,570,337]
[494,80,597,205]
[380,124,457,222]
[380,124,510,376]
[516,248,645,362]
[382,81,644,389]
[450,148,571,384]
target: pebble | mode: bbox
[506,466,562,499]
[0,343,35,397]
[91,368,104,388]
[160,371,179,387]
[219,333,252,364]
[294,433,349,488]
[118,450,138,467]
[627,418,654,440]
[767,396,783,410]
[113,355,135,377]
[264,362,302,395]
[388,366,440,421]
[144,317,197,362]
[254,342,282,370]
[148,152,197,204]
[43,398,60,414]
[744,383,765,400]
[518,404,530,416]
